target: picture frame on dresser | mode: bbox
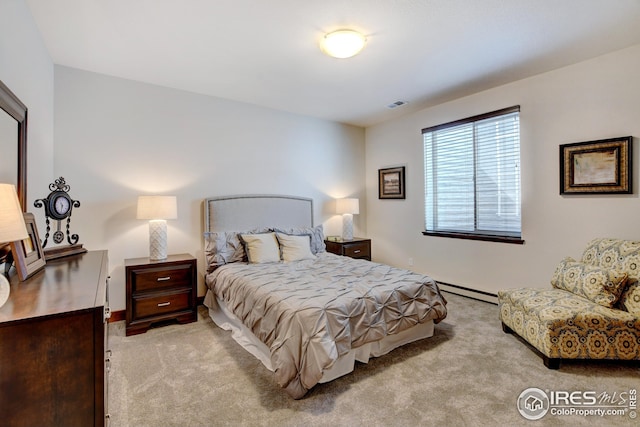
[10,212,46,281]
[559,136,632,194]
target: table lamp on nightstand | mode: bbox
[0,184,29,307]
[137,195,177,261]
[336,198,359,241]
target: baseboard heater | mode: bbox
[437,281,498,305]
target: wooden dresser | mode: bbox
[0,250,110,427]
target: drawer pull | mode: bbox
[157,276,171,282]
[354,250,361,254]
[157,302,171,307]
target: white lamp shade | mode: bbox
[0,183,28,244]
[321,30,366,59]
[336,198,360,215]
[137,196,177,220]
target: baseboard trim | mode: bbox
[437,281,498,305]
[108,309,126,323]
[108,289,493,323]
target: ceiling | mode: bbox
[25,0,640,128]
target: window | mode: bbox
[422,106,522,243]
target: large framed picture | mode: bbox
[10,212,46,281]
[379,166,405,199]
[560,136,632,194]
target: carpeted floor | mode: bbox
[108,292,638,426]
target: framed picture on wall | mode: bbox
[559,136,632,194]
[379,166,406,199]
[10,212,46,281]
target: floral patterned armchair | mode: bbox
[498,238,640,368]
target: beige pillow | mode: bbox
[276,233,315,262]
[550,257,628,308]
[272,225,326,254]
[239,233,280,264]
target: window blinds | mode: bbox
[423,107,521,237]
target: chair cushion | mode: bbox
[498,288,640,360]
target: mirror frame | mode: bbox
[0,80,27,211]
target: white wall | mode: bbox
[8,0,640,307]
[54,66,366,310]
[0,0,54,209]
[366,44,640,296]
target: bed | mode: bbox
[202,194,447,398]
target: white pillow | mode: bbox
[276,233,315,262]
[239,232,280,264]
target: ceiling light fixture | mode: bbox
[321,30,366,59]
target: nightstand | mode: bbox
[324,237,371,261]
[125,253,197,336]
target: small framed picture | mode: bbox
[379,166,406,199]
[560,136,632,194]
[10,212,46,281]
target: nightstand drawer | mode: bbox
[342,242,370,259]
[133,289,191,319]
[131,264,192,293]
[324,238,371,260]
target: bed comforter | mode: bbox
[205,252,447,398]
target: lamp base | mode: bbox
[149,220,168,260]
[0,274,10,308]
[342,213,354,240]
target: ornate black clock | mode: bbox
[34,177,81,248]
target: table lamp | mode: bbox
[0,184,29,306]
[336,198,359,240]
[137,195,177,260]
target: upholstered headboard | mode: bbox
[203,194,314,232]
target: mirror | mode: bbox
[0,80,27,211]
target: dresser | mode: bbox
[0,250,110,427]
[125,253,197,336]
[324,237,372,261]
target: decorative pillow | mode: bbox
[550,257,628,308]
[203,231,245,272]
[203,228,269,272]
[272,225,326,254]
[618,281,640,315]
[276,233,315,262]
[239,232,280,264]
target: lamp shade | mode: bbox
[136,196,177,220]
[336,198,360,215]
[0,183,28,244]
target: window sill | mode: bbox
[422,230,524,244]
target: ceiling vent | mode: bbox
[387,100,408,109]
